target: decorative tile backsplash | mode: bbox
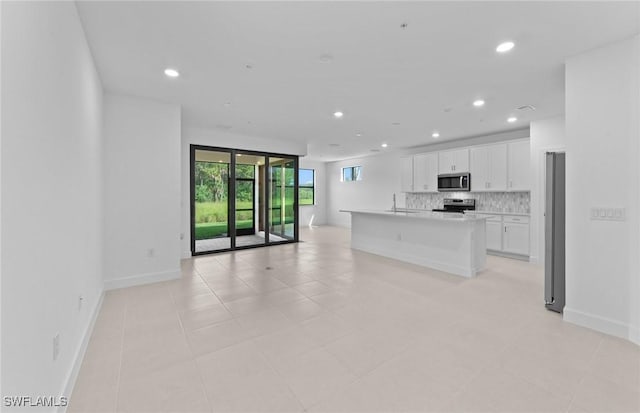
[406,192,530,213]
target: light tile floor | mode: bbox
[69,226,640,413]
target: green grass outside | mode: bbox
[195,200,296,240]
[195,220,254,239]
[195,201,253,224]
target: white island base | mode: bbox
[342,210,487,278]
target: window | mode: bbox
[299,168,315,206]
[342,166,362,182]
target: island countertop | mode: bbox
[339,209,488,222]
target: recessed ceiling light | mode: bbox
[473,99,485,107]
[355,133,363,137]
[507,116,518,123]
[237,154,242,156]
[381,143,388,148]
[432,132,440,138]
[333,111,344,118]
[164,68,180,78]
[496,41,515,53]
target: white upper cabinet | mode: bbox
[470,144,507,191]
[400,156,414,192]
[507,140,530,191]
[413,153,438,193]
[438,148,469,174]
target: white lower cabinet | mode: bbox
[475,214,529,257]
[503,218,530,255]
[485,221,503,251]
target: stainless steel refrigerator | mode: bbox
[545,152,565,313]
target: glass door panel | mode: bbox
[193,149,230,252]
[235,153,266,247]
[268,156,296,241]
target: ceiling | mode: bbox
[76,1,639,161]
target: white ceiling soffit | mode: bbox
[77,1,640,161]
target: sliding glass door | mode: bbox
[268,156,297,241]
[190,146,298,255]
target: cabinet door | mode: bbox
[488,144,507,191]
[453,149,470,173]
[486,221,503,250]
[503,223,530,255]
[400,156,414,192]
[413,153,438,192]
[470,147,489,191]
[508,140,530,191]
[438,151,454,174]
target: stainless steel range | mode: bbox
[432,198,476,214]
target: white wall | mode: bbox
[529,116,566,265]
[327,152,406,228]
[181,128,308,257]
[326,129,530,228]
[299,159,327,228]
[103,94,182,289]
[1,1,104,405]
[565,35,640,344]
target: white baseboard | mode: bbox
[104,268,181,291]
[487,249,529,262]
[563,307,633,341]
[629,325,640,346]
[59,291,105,413]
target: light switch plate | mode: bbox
[591,207,626,221]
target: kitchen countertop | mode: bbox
[464,210,530,217]
[340,209,488,222]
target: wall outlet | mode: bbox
[591,207,626,221]
[53,333,60,361]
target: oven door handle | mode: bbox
[460,176,464,188]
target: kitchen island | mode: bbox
[340,209,487,277]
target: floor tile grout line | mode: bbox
[171,280,216,413]
[564,335,605,413]
[246,337,308,413]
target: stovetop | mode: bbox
[433,198,476,214]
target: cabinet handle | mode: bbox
[504,226,507,232]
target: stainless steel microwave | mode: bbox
[437,173,471,192]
